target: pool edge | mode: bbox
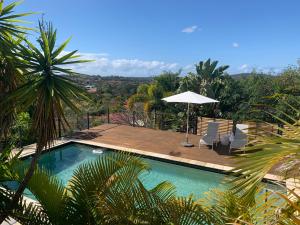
[15,138,284,183]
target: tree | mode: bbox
[177,59,230,118]
[214,75,245,119]
[229,99,300,224]
[145,82,164,113]
[0,1,32,145]
[0,20,90,222]
[236,72,277,122]
[275,66,300,96]
[195,58,229,99]
[3,146,291,224]
[3,153,218,225]
[10,112,33,147]
[177,72,201,93]
[154,70,180,93]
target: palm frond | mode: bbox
[229,100,300,220]
[0,0,33,51]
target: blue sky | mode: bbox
[15,0,300,76]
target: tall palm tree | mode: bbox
[0,21,91,222]
[195,58,229,99]
[0,0,32,144]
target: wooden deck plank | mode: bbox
[72,124,234,166]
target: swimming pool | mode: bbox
[22,143,225,199]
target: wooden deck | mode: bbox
[71,124,235,167]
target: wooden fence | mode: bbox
[197,117,279,137]
[197,117,233,136]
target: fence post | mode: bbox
[87,112,90,130]
[200,117,202,136]
[132,111,135,127]
[154,109,157,129]
[160,113,164,130]
[194,116,198,134]
[107,107,110,124]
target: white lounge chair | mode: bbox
[229,124,248,153]
[199,122,220,150]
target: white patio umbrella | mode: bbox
[162,91,218,147]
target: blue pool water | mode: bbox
[22,143,225,199]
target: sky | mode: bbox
[14,0,300,76]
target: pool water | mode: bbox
[22,143,225,199]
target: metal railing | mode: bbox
[61,108,198,135]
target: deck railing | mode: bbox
[60,108,283,139]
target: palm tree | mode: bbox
[0,21,91,222]
[0,0,32,145]
[177,59,229,118]
[5,153,217,225]
[0,0,32,49]
[3,102,299,224]
[0,147,47,224]
[195,58,229,99]
[196,59,229,117]
[127,82,165,127]
[229,98,300,224]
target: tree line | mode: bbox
[127,59,300,126]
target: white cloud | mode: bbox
[63,52,179,76]
[232,42,239,48]
[181,64,194,74]
[181,25,198,33]
[237,64,283,74]
[240,64,248,70]
[238,64,249,72]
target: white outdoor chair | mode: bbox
[199,122,220,150]
[229,124,248,153]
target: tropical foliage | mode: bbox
[0,0,32,144]
[2,114,300,225]
[229,98,300,224]
[0,1,90,222]
[1,152,220,225]
[128,60,300,124]
[1,1,300,224]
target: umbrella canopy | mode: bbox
[162,91,218,104]
[162,91,218,147]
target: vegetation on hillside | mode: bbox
[127,61,300,126]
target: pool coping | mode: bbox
[14,138,283,182]
[5,138,296,223]
[72,139,284,182]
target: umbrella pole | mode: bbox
[181,103,193,147]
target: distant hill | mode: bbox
[65,74,153,99]
[65,73,273,98]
